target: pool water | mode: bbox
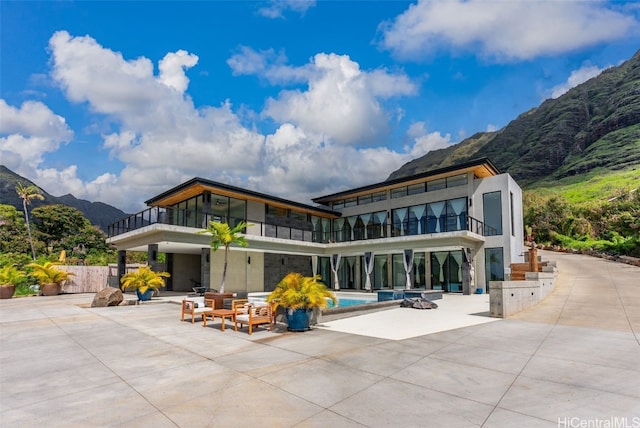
[328,297,377,308]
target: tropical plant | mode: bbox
[26,261,75,285]
[0,265,26,299]
[267,272,337,311]
[198,221,250,293]
[120,266,170,295]
[0,265,26,286]
[16,183,44,260]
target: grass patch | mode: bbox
[527,166,640,204]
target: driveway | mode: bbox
[1,250,638,427]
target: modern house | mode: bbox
[106,158,525,295]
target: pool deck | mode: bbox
[1,250,639,427]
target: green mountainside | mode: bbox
[0,165,128,232]
[388,50,640,190]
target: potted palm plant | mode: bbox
[26,261,75,296]
[0,265,26,299]
[120,266,170,301]
[267,272,337,331]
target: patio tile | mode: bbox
[391,356,517,406]
[162,379,322,427]
[322,345,425,377]
[330,377,493,427]
[520,355,640,398]
[259,358,383,408]
[498,376,640,422]
[430,342,532,374]
[483,408,557,427]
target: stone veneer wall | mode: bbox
[263,253,313,292]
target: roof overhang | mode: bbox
[313,157,500,204]
[144,178,339,218]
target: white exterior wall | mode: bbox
[472,173,525,287]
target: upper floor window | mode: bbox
[483,191,502,235]
[427,178,446,192]
[391,186,407,199]
[446,174,467,188]
[267,205,288,217]
[407,183,425,196]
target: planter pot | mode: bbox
[136,288,154,301]
[40,283,61,296]
[0,285,15,299]
[285,308,311,332]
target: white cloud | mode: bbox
[258,0,316,19]
[379,0,639,61]
[0,99,73,175]
[250,123,411,201]
[262,52,417,145]
[486,124,498,132]
[549,64,608,99]
[405,122,452,157]
[3,32,426,214]
[158,50,199,93]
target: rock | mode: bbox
[399,297,438,309]
[91,287,123,307]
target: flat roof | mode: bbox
[312,158,500,204]
[145,177,339,217]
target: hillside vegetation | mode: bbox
[389,50,640,257]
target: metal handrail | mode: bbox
[108,208,495,242]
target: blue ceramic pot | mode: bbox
[136,288,154,301]
[286,308,311,332]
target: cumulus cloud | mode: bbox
[549,64,608,99]
[405,121,452,157]
[250,123,411,201]
[0,99,73,175]
[1,31,428,213]
[258,0,316,19]
[158,50,199,93]
[253,51,417,145]
[379,0,639,61]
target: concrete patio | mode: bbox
[1,251,639,427]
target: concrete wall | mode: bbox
[489,270,557,318]
[171,253,201,292]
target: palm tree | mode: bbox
[199,221,250,293]
[16,182,44,260]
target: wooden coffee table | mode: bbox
[202,309,235,331]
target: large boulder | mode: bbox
[91,287,123,307]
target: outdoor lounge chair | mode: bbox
[233,302,273,335]
[181,297,214,323]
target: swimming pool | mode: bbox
[328,296,377,308]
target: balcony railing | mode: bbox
[108,207,495,243]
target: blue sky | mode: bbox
[1,0,639,213]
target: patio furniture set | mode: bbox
[180,296,274,335]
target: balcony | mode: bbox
[108,206,494,244]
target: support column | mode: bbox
[201,248,211,291]
[462,248,472,295]
[117,250,126,287]
[147,244,159,272]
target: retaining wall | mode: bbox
[489,270,557,318]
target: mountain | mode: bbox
[0,166,128,232]
[388,50,640,186]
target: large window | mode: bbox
[483,191,502,235]
[392,254,406,289]
[338,256,357,289]
[373,255,389,289]
[430,251,463,292]
[485,247,504,291]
